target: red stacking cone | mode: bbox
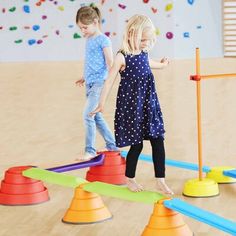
[62,184,112,224]
[142,199,193,236]
[86,151,126,184]
[0,166,49,205]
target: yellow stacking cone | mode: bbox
[142,199,193,236]
[62,184,112,224]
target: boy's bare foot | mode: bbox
[156,178,174,195]
[126,178,144,192]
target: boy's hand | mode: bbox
[75,77,85,87]
[89,105,104,117]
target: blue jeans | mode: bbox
[84,81,118,155]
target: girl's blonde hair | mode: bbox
[76,5,101,25]
[121,14,156,55]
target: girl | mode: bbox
[91,14,174,195]
[76,5,118,160]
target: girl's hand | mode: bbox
[89,105,104,117]
[75,77,85,87]
[160,57,170,66]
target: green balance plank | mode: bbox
[23,168,87,188]
[83,181,165,204]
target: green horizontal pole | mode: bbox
[83,181,165,204]
[23,168,87,188]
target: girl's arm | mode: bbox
[103,46,113,70]
[90,52,125,115]
[75,77,85,86]
[149,57,169,69]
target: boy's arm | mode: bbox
[103,46,113,70]
[90,53,125,115]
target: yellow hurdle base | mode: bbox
[206,166,236,184]
[183,178,219,197]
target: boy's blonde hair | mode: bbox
[121,14,156,55]
[76,5,101,25]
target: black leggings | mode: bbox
[125,137,165,178]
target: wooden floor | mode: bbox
[0,59,236,236]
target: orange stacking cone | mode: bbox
[86,151,126,184]
[62,184,112,224]
[142,199,193,236]
[0,166,49,205]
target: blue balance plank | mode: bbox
[224,169,236,179]
[121,151,211,173]
[164,198,236,235]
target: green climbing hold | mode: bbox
[9,26,17,31]
[9,7,16,12]
[73,33,81,39]
[15,39,23,44]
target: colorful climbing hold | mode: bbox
[166,31,174,39]
[155,28,160,35]
[165,3,173,11]
[118,4,126,9]
[15,39,23,44]
[183,32,190,38]
[151,7,157,14]
[32,25,40,31]
[23,5,30,13]
[58,6,64,11]
[9,26,17,31]
[73,33,81,39]
[9,7,16,12]
[187,0,194,5]
[28,39,36,45]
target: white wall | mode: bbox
[173,0,223,59]
[0,0,222,62]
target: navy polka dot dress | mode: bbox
[115,51,165,148]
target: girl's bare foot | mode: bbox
[156,178,174,195]
[75,152,95,161]
[126,178,144,192]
